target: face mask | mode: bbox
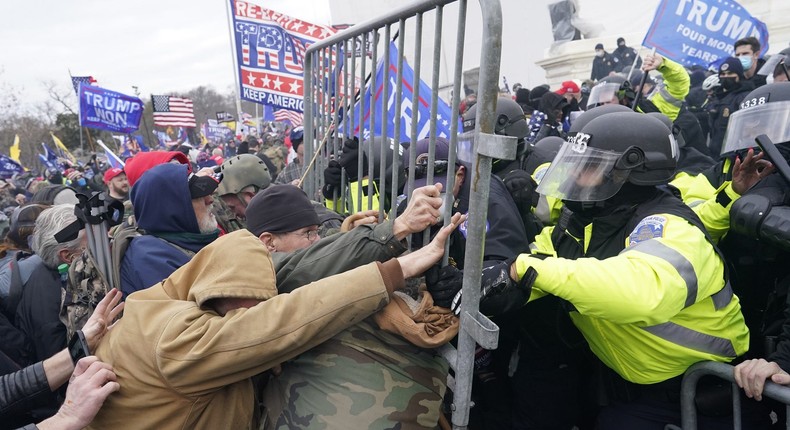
[719,76,738,91]
[739,56,753,71]
[596,51,604,58]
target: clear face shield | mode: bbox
[586,83,622,109]
[536,134,631,202]
[721,100,790,156]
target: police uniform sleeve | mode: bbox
[515,213,725,325]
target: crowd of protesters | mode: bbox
[3,31,790,430]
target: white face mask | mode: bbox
[596,51,605,58]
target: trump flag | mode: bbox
[355,42,457,141]
[229,1,337,112]
[642,0,769,68]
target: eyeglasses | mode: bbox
[410,159,452,179]
[288,229,319,241]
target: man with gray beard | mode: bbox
[119,163,222,298]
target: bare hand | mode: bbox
[397,213,466,279]
[82,289,124,352]
[734,358,789,401]
[55,357,120,428]
[393,184,444,240]
[341,210,380,232]
[732,148,775,195]
[15,194,26,206]
[641,53,664,72]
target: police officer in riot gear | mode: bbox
[514,111,746,428]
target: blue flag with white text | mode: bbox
[354,42,457,141]
[642,0,769,68]
[79,84,143,134]
[0,155,24,178]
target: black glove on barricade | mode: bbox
[449,259,539,316]
[338,137,364,181]
[426,264,464,309]
[322,160,343,199]
[503,169,539,214]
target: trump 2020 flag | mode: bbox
[642,0,769,68]
[355,42,456,141]
[0,155,24,179]
[79,84,143,134]
[229,1,336,112]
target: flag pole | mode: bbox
[225,0,244,124]
[96,140,126,167]
[68,69,86,154]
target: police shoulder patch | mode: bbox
[627,215,667,247]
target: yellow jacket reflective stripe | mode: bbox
[516,212,749,384]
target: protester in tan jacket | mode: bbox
[87,211,462,430]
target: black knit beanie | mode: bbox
[245,185,319,236]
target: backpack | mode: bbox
[0,252,38,322]
[60,224,197,339]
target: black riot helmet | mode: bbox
[524,135,563,179]
[537,112,678,202]
[568,103,632,134]
[462,96,529,173]
[462,96,529,141]
[586,75,637,109]
[721,82,790,156]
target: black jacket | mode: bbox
[0,361,48,417]
[14,258,66,365]
[707,80,755,155]
[612,46,642,72]
[591,52,619,81]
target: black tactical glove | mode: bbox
[338,137,364,181]
[503,169,539,214]
[322,160,343,199]
[323,159,342,187]
[425,265,464,309]
[449,259,538,316]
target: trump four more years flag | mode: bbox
[230,1,337,112]
[642,0,769,68]
[79,84,143,134]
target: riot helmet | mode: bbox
[216,154,272,196]
[585,76,636,109]
[720,82,790,156]
[537,112,678,202]
[568,103,632,134]
[524,136,563,181]
[462,96,529,141]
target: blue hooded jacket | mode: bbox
[120,163,215,297]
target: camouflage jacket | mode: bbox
[60,249,109,340]
[261,318,449,430]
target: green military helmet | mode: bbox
[216,154,271,196]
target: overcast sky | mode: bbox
[0,0,331,110]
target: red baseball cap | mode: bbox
[103,168,124,184]
[555,81,581,95]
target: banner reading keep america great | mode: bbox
[229,1,336,112]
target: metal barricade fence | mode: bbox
[302,0,511,428]
[680,361,790,430]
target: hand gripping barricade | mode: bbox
[54,192,124,338]
[300,0,507,428]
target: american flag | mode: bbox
[151,95,197,128]
[71,75,96,95]
[274,109,303,126]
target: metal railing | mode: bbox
[302,1,508,428]
[681,361,790,429]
